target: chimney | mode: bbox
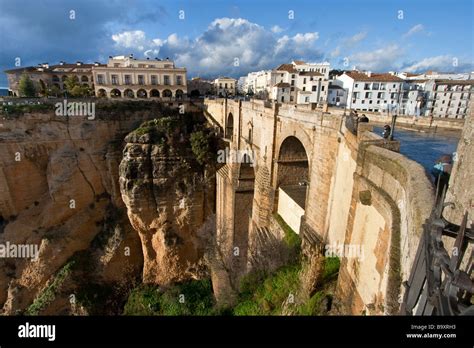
[76,61,82,66]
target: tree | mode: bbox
[49,85,61,97]
[18,73,36,97]
[64,76,79,96]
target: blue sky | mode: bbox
[0,0,473,87]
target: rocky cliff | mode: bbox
[0,107,165,314]
[119,117,216,285]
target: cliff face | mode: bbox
[0,113,145,314]
[119,121,215,285]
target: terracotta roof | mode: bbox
[345,71,404,82]
[299,71,324,76]
[5,63,104,74]
[405,72,420,77]
[293,60,306,65]
[274,82,290,87]
[434,79,474,86]
[275,64,297,73]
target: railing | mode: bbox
[401,193,474,315]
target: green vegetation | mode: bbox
[2,103,53,116]
[63,76,91,97]
[190,130,217,165]
[123,279,218,316]
[18,72,36,97]
[123,256,340,316]
[25,260,75,315]
[274,213,302,251]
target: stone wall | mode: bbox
[204,98,435,313]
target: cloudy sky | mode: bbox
[0,0,473,87]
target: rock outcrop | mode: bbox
[0,112,147,314]
[119,120,215,285]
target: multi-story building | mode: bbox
[336,71,405,113]
[327,81,348,107]
[423,79,473,118]
[270,60,330,104]
[214,77,237,97]
[92,55,187,98]
[5,61,100,96]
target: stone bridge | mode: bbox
[204,98,435,314]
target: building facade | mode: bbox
[187,77,213,97]
[92,55,187,99]
[337,71,405,113]
[5,61,100,96]
[214,77,237,97]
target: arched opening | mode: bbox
[110,89,121,98]
[52,75,60,83]
[226,113,234,141]
[81,75,89,82]
[61,75,68,82]
[175,89,184,99]
[137,89,147,98]
[190,89,200,98]
[150,89,160,98]
[162,89,172,98]
[124,89,134,98]
[233,153,255,276]
[97,89,106,98]
[275,136,309,234]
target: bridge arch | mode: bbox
[226,113,234,141]
[274,136,310,234]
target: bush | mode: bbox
[123,279,217,316]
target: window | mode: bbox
[355,84,359,88]
[312,86,316,91]
[321,86,325,91]
[290,96,294,101]
[393,84,396,88]
[114,63,120,67]
[377,92,385,98]
[361,100,365,104]
[151,75,157,85]
[176,76,183,85]
[303,78,307,84]
[305,97,309,102]
[291,80,295,86]
[111,75,118,85]
[365,92,372,98]
[292,74,295,78]
[164,75,170,85]
[291,87,295,91]
[138,75,144,85]
[138,64,145,68]
[281,96,284,102]
[225,83,228,88]
[124,75,131,85]
[97,74,104,84]
[380,83,386,90]
[372,83,379,90]
[353,92,359,98]
[364,83,370,90]
[303,87,306,91]
[369,100,373,104]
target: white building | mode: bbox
[422,79,473,118]
[327,82,348,107]
[214,77,236,97]
[336,71,405,113]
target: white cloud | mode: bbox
[111,30,148,49]
[271,25,283,33]
[110,18,323,77]
[349,44,404,71]
[403,24,424,38]
[402,55,473,73]
[330,31,367,58]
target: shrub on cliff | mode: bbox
[190,130,217,166]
